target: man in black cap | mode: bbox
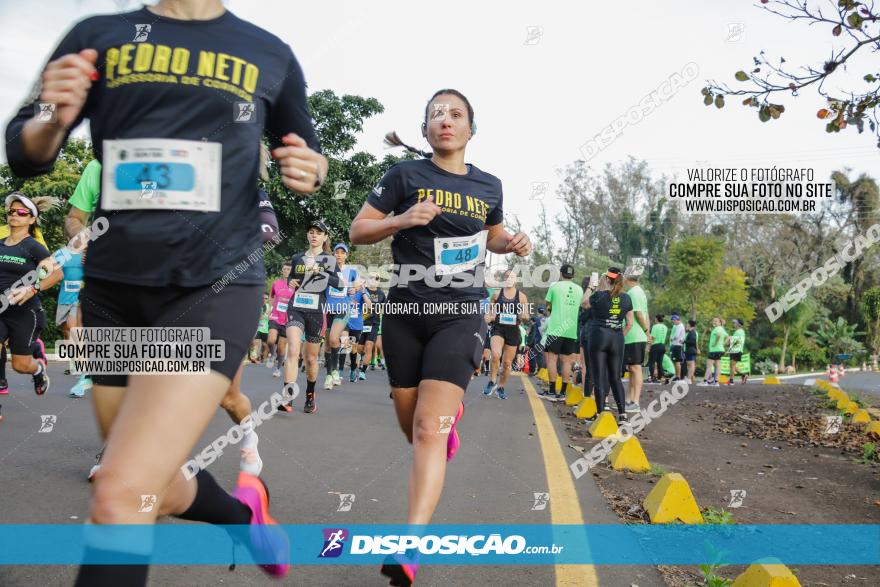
[540,263,583,400]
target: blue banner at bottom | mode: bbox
[0,524,877,565]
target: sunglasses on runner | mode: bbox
[6,208,32,217]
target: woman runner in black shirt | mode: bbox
[583,267,633,422]
[0,193,63,395]
[351,89,531,586]
[5,1,327,583]
[280,219,340,414]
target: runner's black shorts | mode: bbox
[546,336,579,355]
[670,344,684,362]
[359,323,378,345]
[80,277,261,386]
[624,342,646,365]
[286,308,324,344]
[708,351,724,360]
[347,329,362,344]
[255,331,268,342]
[0,304,46,355]
[383,305,487,390]
[268,320,286,337]
[483,325,492,350]
[685,350,697,362]
[491,323,521,347]
[729,352,743,361]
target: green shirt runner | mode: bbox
[544,280,583,340]
[623,285,649,344]
[650,323,668,345]
[257,302,270,334]
[709,326,729,353]
[729,328,745,353]
[70,159,102,212]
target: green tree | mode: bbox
[0,138,94,252]
[862,287,880,356]
[776,297,817,371]
[260,90,407,275]
[806,316,866,360]
[658,236,726,320]
[831,170,880,321]
[701,0,880,146]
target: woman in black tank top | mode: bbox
[485,270,529,399]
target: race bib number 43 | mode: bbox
[102,138,222,212]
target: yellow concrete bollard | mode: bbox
[565,385,584,406]
[851,409,871,424]
[537,368,548,382]
[731,562,801,586]
[836,396,851,410]
[844,401,859,415]
[764,376,780,384]
[609,437,650,472]
[574,397,597,419]
[866,421,880,439]
[643,473,704,524]
[588,412,618,438]
[827,387,845,401]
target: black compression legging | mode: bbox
[648,343,666,379]
[587,327,626,413]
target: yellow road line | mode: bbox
[519,374,599,587]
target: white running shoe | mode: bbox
[266,356,275,369]
[88,450,104,482]
[332,370,342,386]
[272,368,281,378]
[324,374,333,390]
[240,442,263,476]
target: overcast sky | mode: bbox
[1,0,878,236]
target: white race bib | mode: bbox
[102,138,222,212]
[499,313,516,325]
[63,280,83,293]
[276,302,288,313]
[292,292,319,310]
[433,232,487,276]
[362,325,372,333]
[328,286,346,298]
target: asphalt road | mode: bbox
[782,370,880,401]
[0,362,664,587]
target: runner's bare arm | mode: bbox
[12,50,99,172]
[350,197,441,244]
[64,206,90,240]
[623,310,634,337]
[581,288,592,309]
[485,223,531,256]
[518,291,530,322]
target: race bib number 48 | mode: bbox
[102,138,222,212]
[433,232,487,276]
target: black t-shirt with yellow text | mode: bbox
[588,291,633,331]
[5,8,319,288]
[366,159,503,303]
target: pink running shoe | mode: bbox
[446,402,465,462]
[380,550,419,586]
[34,338,47,368]
[232,472,290,578]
